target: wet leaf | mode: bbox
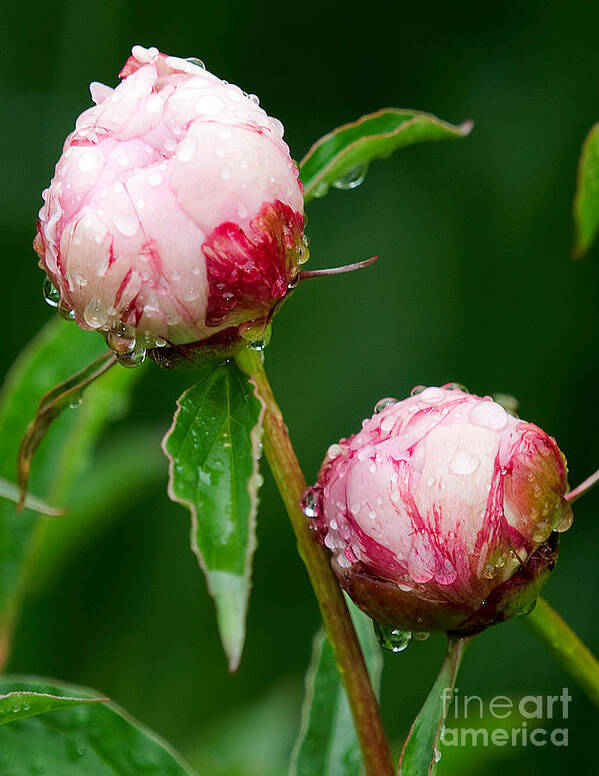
[0,677,196,775]
[17,350,116,507]
[0,689,105,726]
[163,361,264,671]
[300,108,472,203]
[399,636,469,776]
[573,123,599,257]
[0,318,141,647]
[290,598,383,776]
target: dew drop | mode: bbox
[410,385,427,396]
[148,172,163,187]
[469,400,508,430]
[78,150,99,172]
[186,57,206,69]
[43,276,60,307]
[113,212,139,236]
[302,488,320,518]
[312,181,329,199]
[443,382,469,393]
[298,234,310,264]
[69,397,83,409]
[413,631,430,641]
[84,298,108,329]
[116,344,147,368]
[374,397,397,414]
[373,622,412,653]
[333,163,368,190]
[555,503,574,533]
[418,386,446,404]
[449,450,479,476]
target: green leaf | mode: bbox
[0,318,141,643]
[17,350,116,508]
[162,361,264,671]
[27,428,166,594]
[573,123,599,257]
[399,636,469,776]
[290,598,383,776]
[0,477,64,516]
[300,108,473,203]
[0,689,105,726]
[0,677,196,775]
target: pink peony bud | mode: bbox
[34,45,306,361]
[305,385,572,636]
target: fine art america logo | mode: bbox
[440,688,571,748]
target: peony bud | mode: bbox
[34,45,306,361]
[305,385,572,636]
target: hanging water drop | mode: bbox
[69,397,83,409]
[333,163,368,191]
[42,276,60,307]
[302,488,320,518]
[312,181,329,199]
[116,344,147,368]
[373,622,412,652]
[413,631,430,641]
[555,503,574,533]
[298,234,310,265]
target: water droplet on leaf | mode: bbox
[333,163,368,190]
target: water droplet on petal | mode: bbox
[302,488,320,518]
[449,450,479,476]
[43,276,60,307]
[83,298,108,329]
[555,503,574,533]
[185,57,206,69]
[373,622,412,653]
[469,400,508,430]
[374,397,397,414]
[443,382,469,393]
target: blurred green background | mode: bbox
[2,0,599,773]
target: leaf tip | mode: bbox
[458,119,474,136]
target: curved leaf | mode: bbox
[163,361,264,671]
[0,318,142,652]
[399,636,469,776]
[0,477,64,516]
[573,122,599,257]
[0,677,196,775]
[290,598,383,776]
[300,108,472,203]
[0,690,105,726]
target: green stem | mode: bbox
[521,597,599,707]
[236,346,393,776]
